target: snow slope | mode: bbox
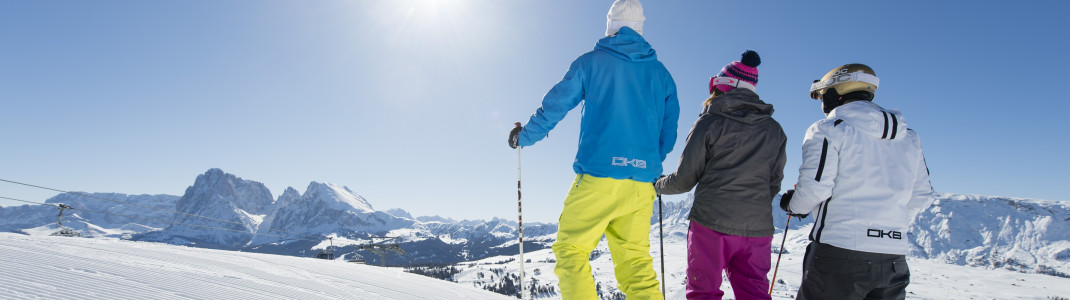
[453,224,1070,300]
[0,233,512,300]
[5,168,1069,298]
[448,193,1070,299]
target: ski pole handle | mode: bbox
[509,122,523,149]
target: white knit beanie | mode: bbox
[606,0,644,36]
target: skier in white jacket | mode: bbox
[779,63,934,300]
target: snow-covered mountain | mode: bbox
[250,182,413,246]
[911,193,1070,277]
[139,169,273,248]
[0,192,179,237]
[238,178,557,265]
[0,203,53,232]
[2,168,556,265]
[645,193,1070,278]
[4,168,1068,298]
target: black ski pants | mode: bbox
[796,242,909,300]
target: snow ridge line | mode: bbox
[0,179,323,241]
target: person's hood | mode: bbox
[703,88,774,124]
[829,101,909,140]
[594,26,656,62]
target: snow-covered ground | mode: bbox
[5,185,1070,299]
[2,229,1069,299]
[455,222,1070,300]
[0,233,511,300]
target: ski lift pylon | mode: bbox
[316,237,335,260]
[357,236,406,267]
[50,204,81,237]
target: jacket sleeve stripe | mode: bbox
[889,113,899,140]
[881,111,889,139]
[815,138,829,181]
[808,208,818,241]
[811,197,832,243]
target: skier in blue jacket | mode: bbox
[508,0,679,298]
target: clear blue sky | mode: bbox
[2,1,1068,223]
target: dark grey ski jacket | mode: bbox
[655,88,787,237]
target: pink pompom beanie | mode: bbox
[710,50,761,94]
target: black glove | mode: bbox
[779,190,808,218]
[653,175,666,195]
[508,122,523,149]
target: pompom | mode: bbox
[740,50,761,67]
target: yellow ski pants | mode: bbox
[553,174,663,300]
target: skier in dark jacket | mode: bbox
[780,63,934,300]
[656,50,787,300]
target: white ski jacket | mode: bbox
[788,101,934,255]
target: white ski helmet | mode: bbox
[809,64,879,100]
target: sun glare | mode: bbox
[377,0,469,40]
[363,0,493,106]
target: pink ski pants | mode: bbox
[686,220,772,300]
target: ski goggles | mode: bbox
[809,71,880,99]
[708,76,756,94]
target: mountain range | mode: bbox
[1,168,1067,280]
[1,169,556,266]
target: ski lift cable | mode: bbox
[0,196,58,207]
[0,178,323,240]
[0,194,321,242]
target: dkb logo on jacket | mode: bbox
[612,157,647,169]
[867,229,902,240]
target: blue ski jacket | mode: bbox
[518,27,679,183]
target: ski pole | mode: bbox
[658,193,666,297]
[514,122,526,300]
[769,214,792,295]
